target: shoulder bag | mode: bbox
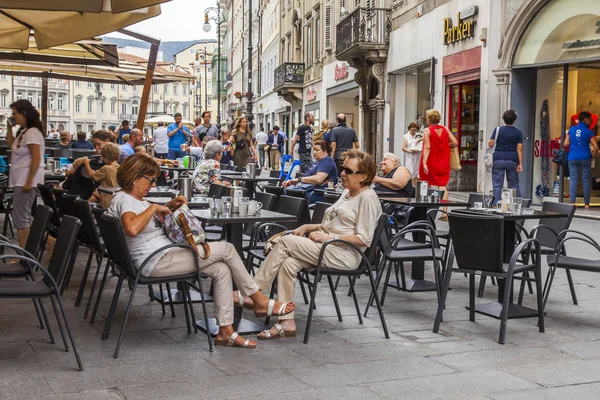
[448,127,462,171]
[484,127,501,170]
[164,204,211,259]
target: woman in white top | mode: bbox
[6,100,45,247]
[110,154,294,348]
[402,122,423,185]
[245,149,382,340]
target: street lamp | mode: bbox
[194,47,210,115]
[203,5,226,128]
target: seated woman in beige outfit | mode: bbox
[239,149,382,339]
[109,154,294,348]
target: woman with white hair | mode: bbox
[372,152,414,197]
[192,140,231,192]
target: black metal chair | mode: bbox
[96,211,212,358]
[0,215,84,370]
[300,214,390,343]
[72,150,96,161]
[433,211,544,344]
[324,191,341,204]
[254,191,277,211]
[264,185,285,199]
[311,201,329,224]
[277,195,308,229]
[228,164,240,172]
[0,186,13,237]
[545,230,600,310]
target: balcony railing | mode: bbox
[273,62,305,90]
[336,8,391,57]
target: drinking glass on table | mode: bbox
[513,197,523,214]
[221,196,232,217]
[483,192,494,209]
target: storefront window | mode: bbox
[404,66,431,129]
[446,81,480,164]
[514,0,600,66]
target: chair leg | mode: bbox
[61,244,79,295]
[159,284,166,315]
[32,299,45,329]
[90,260,112,325]
[114,282,139,358]
[265,282,277,326]
[195,274,213,351]
[75,250,94,306]
[298,276,309,305]
[380,259,394,306]
[84,256,105,319]
[327,275,343,322]
[303,271,321,344]
[365,259,388,317]
[54,293,84,371]
[542,264,558,311]
[348,276,362,325]
[565,269,578,305]
[469,274,476,322]
[185,283,198,333]
[399,262,407,291]
[498,271,514,345]
[49,296,69,352]
[517,271,527,306]
[333,275,341,291]
[165,283,176,318]
[366,270,389,339]
[433,267,453,333]
[39,299,56,344]
[102,275,124,340]
[180,282,192,334]
[477,275,487,298]
[534,266,545,333]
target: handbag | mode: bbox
[484,126,501,170]
[263,230,292,256]
[164,204,211,259]
[450,147,462,171]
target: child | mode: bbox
[78,142,120,208]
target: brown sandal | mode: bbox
[214,332,256,348]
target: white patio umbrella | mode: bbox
[145,115,195,128]
[0,0,171,13]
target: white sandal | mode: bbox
[215,332,256,348]
[254,298,293,317]
[258,323,296,340]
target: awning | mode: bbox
[0,0,171,14]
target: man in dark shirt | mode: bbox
[194,111,219,146]
[330,113,359,170]
[289,112,314,173]
[323,119,336,144]
[116,120,131,144]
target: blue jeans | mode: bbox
[492,159,520,204]
[568,158,592,205]
[168,149,186,160]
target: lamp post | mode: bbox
[195,47,210,114]
[246,0,254,130]
[203,5,226,128]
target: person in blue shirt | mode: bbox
[120,128,143,158]
[71,132,95,150]
[282,140,337,204]
[116,120,131,144]
[565,111,598,209]
[322,120,336,144]
[488,109,523,204]
[167,112,191,160]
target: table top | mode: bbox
[145,197,173,204]
[192,208,297,224]
[378,197,470,207]
[44,174,66,181]
[453,208,568,220]
[159,165,192,172]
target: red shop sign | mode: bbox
[334,63,349,81]
[307,86,317,102]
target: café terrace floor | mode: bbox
[2,216,600,399]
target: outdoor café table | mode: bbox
[44,173,66,182]
[378,197,470,292]
[452,208,567,319]
[235,175,282,199]
[192,208,297,335]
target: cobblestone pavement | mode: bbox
[2,216,600,399]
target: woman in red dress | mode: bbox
[419,109,459,220]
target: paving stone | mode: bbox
[206,349,316,375]
[241,386,382,400]
[364,370,537,399]
[0,375,54,400]
[0,341,36,359]
[329,327,402,344]
[287,357,455,387]
[117,370,310,399]
[36,389,125,400]
[490,382,600,400]
[507,359,600,387]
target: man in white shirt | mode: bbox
[256,124,268,169]
[152,121,169,159]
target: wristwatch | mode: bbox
[297,177,302,184]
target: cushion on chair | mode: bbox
[0,280,52,297]
[546,255,600,272]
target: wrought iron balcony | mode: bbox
[336,8,391,63]
[273,62,305,91]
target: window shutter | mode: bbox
[324,4,332,51]
[392,0,405,11]
[339,0,346,18]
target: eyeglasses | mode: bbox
[340,166,361,175]
[141,175,157,184]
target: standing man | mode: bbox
[267,126,285,171]
[194,111,219,146]
[256,124,268,169]
[153,121,169,159]
[323,119,337,144]
[167,112,190,160]
[330,113,359,171]
[289,112,314,173]
[116,120,131,144]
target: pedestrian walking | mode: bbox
[330,113,359,172]
[290,112,314,173]
[256,125,268,169]
[402,122,422,185]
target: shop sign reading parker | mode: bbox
[443,6,477,45]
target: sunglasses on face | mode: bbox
[141,175,157,184]
[340,167,361,175]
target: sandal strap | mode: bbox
[266,299,275,316]
[260,328,272,339]
[273,323,285,337]
[228,331,239,347]
[243,339,250,347]
[237,291,243,306]
[276,302,288,316]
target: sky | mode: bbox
[104,0,218,42]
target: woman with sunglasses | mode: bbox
[242,149,382,340]
[6,99,45,247]
[110,154,294,349]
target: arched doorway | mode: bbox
[500,0,600,204]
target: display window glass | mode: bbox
[446,80,480,165]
